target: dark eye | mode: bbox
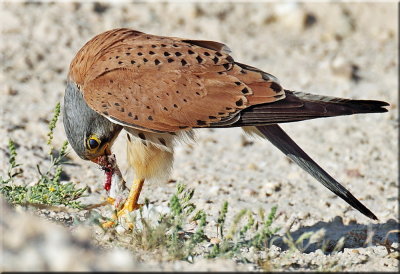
[88,138,100,149]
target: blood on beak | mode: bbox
[90,156,101,165]
[89,143,111,166]
[90,155,108,167]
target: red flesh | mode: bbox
[104,170,112,191]
[95,155,115,192]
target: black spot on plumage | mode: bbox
[155,59,160,65]
[110,80,113,83]
[131,60,136,64]
[178,126,188,129]
[137,52,143,56]
[103,111,108,115]
[173,104,178,108]
[188,49,195,54]
[138,133,146,140]
[151,45,157,48]
[118,61,123,64]
[146,106,151,109]
[125,52,130,56]
[234,82,241,86]
[167,58,174,63]
[204,52,210,56]
[196,92,200,96]
[216,52,223,57]
[226,107,232,110]
[241,87,249,94]
[148,116,153,120]
[183,99,187,102]
[143,58,148,62]
[173,44,179,47]
[218,112,225,115]
[134,115,138,120]
[107,92,112,95]
[149,51,155,55]
[115,56,119,59]
[223,63,231,70]
[175,52,182,56]
[235,98,244,106]
[128,112,133,117]
[120,107,124,112]
[240,69,247,74]
[181,59,187,66]
[197,120,207,126]
[164,52,170,56]
[161,44,167,47]
[158,138,167,146]
[196,55,203,63]
[209,116,217,119]
[226,56,234,63]
[163,107,168,111]
[270,82,282,93]
[114,102,120,106]
[212,56,219,64]
[102,104,107,108]
[176,90,180,94]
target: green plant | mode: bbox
[129,183,207,261]
[0,103,87,209]
[125,184,281,263]
[207,204,280,260]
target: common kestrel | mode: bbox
[63,28,389,221]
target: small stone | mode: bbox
[115,224,127,234]
[247,163,258,170]
[210,237,221,244]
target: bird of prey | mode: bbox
[63,28,388,221]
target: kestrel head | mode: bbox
[63,80,122,164]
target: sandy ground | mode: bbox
[0,1,398,271]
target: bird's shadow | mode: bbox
[271,216,399,254]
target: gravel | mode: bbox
[0,1,398,271]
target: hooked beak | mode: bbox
[89,143,111,166]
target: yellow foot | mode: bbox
[100,210,118,229]
[101,219,117,229]
[117,202,143,217]
[106,197,115,205]
[113,203,143,231]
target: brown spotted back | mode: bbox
[69,28,285,132]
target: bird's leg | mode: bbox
[117,177,145,217]
[101,178,144,229]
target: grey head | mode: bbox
[63,81,123,161]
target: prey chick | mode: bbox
[97,154,128,210]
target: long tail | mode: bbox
[256,124,377,220]
[233,90,389,126]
